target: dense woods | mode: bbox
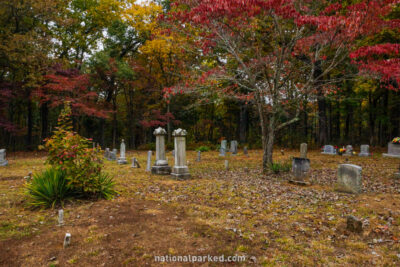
[0,0,399,162]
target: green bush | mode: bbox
[268,161,291,174]
[196,146,211,152]
[95,172,118,200]
[25,168,74,208]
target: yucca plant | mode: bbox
[25,168,74,208]
[95,172,118,200]
[268,161,292,174]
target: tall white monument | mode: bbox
[117,139,128,164]
[171,129,190,179]
[151,127,171,175]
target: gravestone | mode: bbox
[131,157,140,168]
[151,127,171,175]
[117,139,128,164]
[230,140,238,155]
[104,148,110,160]
[146,150,152,172]
[219,140,227,156]
[196,151,201,162]
[383,142,400,158]
[321,145,336,155]
[300,143,307,158]
[63,233,71,248]
[344,145,353,156]
[0,149,8,166]
[243,146,248,156]
[225,160,229,170]
[335,164,362,194]
[58,210,64,226]
[109,151,117,161]
[171,129,190,179]
[291,157,310,182]
[358,145,370,157]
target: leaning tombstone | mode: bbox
[383,139,400,158]
[196,151,201,162]
[117,139,128,164]
[151,127,171,175]
[146,150,152,172]
[131,157,140,168]
[335,164,362,194]
[243,146,248,156]
[219,140,227,156]
[230,140,238,155]
[344,145,353,156]
[321,145,336,155]
[0,149,8,166]
[171,129,190,179]
[358,145,370,157]
[300,143,307,158]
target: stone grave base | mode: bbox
[358,153,370,157]
[117,158,128,164]
[288,180,310,186]
[151,165,171,175]
[321,152,336,155]
[383,153,400,159]
[171,166,190,180]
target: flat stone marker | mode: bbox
[344,145,353,156]
[230,140,238,155]
[335,164,362,194]
[219,140,227,156]
[383,142,400,158]
[358,145,370,157]
[243,146,248,156]
[117,139,128,164]
[171,129,190,179]
[196,151,201,162]
[146,150,152,172]
[322,145,336,155]
[300,143,307,158]
[151,127,171,175]
[0,149,8,166]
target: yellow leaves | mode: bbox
[123,1,163,37]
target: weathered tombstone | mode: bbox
[335,164,362,194]
[117,139,128,164]
[58,209,64,226]
[109,150,117,161]
[131,157,140,168]
[358,145,370,157]
[171,129,190,179]
[290,157,310,185]
[321,145,336,155]
[146,150,152,172]
[0,149,8,166]
[219,140,227,156]
[344,145,353,156]
[63,233,71,248]
[230,140,238,155]
[243,146,248,156]
[300,143,307,158]
[225,160,229,170]
[151,127,171,175]
[104,148,110,160]
[196,151,201,162]
[383,142,400,158]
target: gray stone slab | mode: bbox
[335,164,362,194]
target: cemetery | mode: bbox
[0,0,400,266]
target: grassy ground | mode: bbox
[1,149,400,266]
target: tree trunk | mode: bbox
[40,102,48,143]
[318,96,328,145]
[26,99,33,150]
[112,97,117,149]
[239,103,248,143]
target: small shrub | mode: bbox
[197,146,211,152]
[25,168,74,208]
[96,172,118,200]
[268,161,291,174]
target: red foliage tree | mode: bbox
[168,0,398,170]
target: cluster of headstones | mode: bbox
[219,140,248,156]
[321,144,371,156]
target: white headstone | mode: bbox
[171,129,190,179]
[63,233,71,248]
[58,209,64,225]
[196,151,201,162]
[300,143,307,158]
[336,164,362,194]
[322,145,336,155]
[359,145,370,157]
[117,139,128,164]
[230,140,238,155]
[219,140,227,156]
[146,150,152,172]
[383,142,400,158]
[151,128,171,175]
[0,149,8,166]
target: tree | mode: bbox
[168,0,397,171]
